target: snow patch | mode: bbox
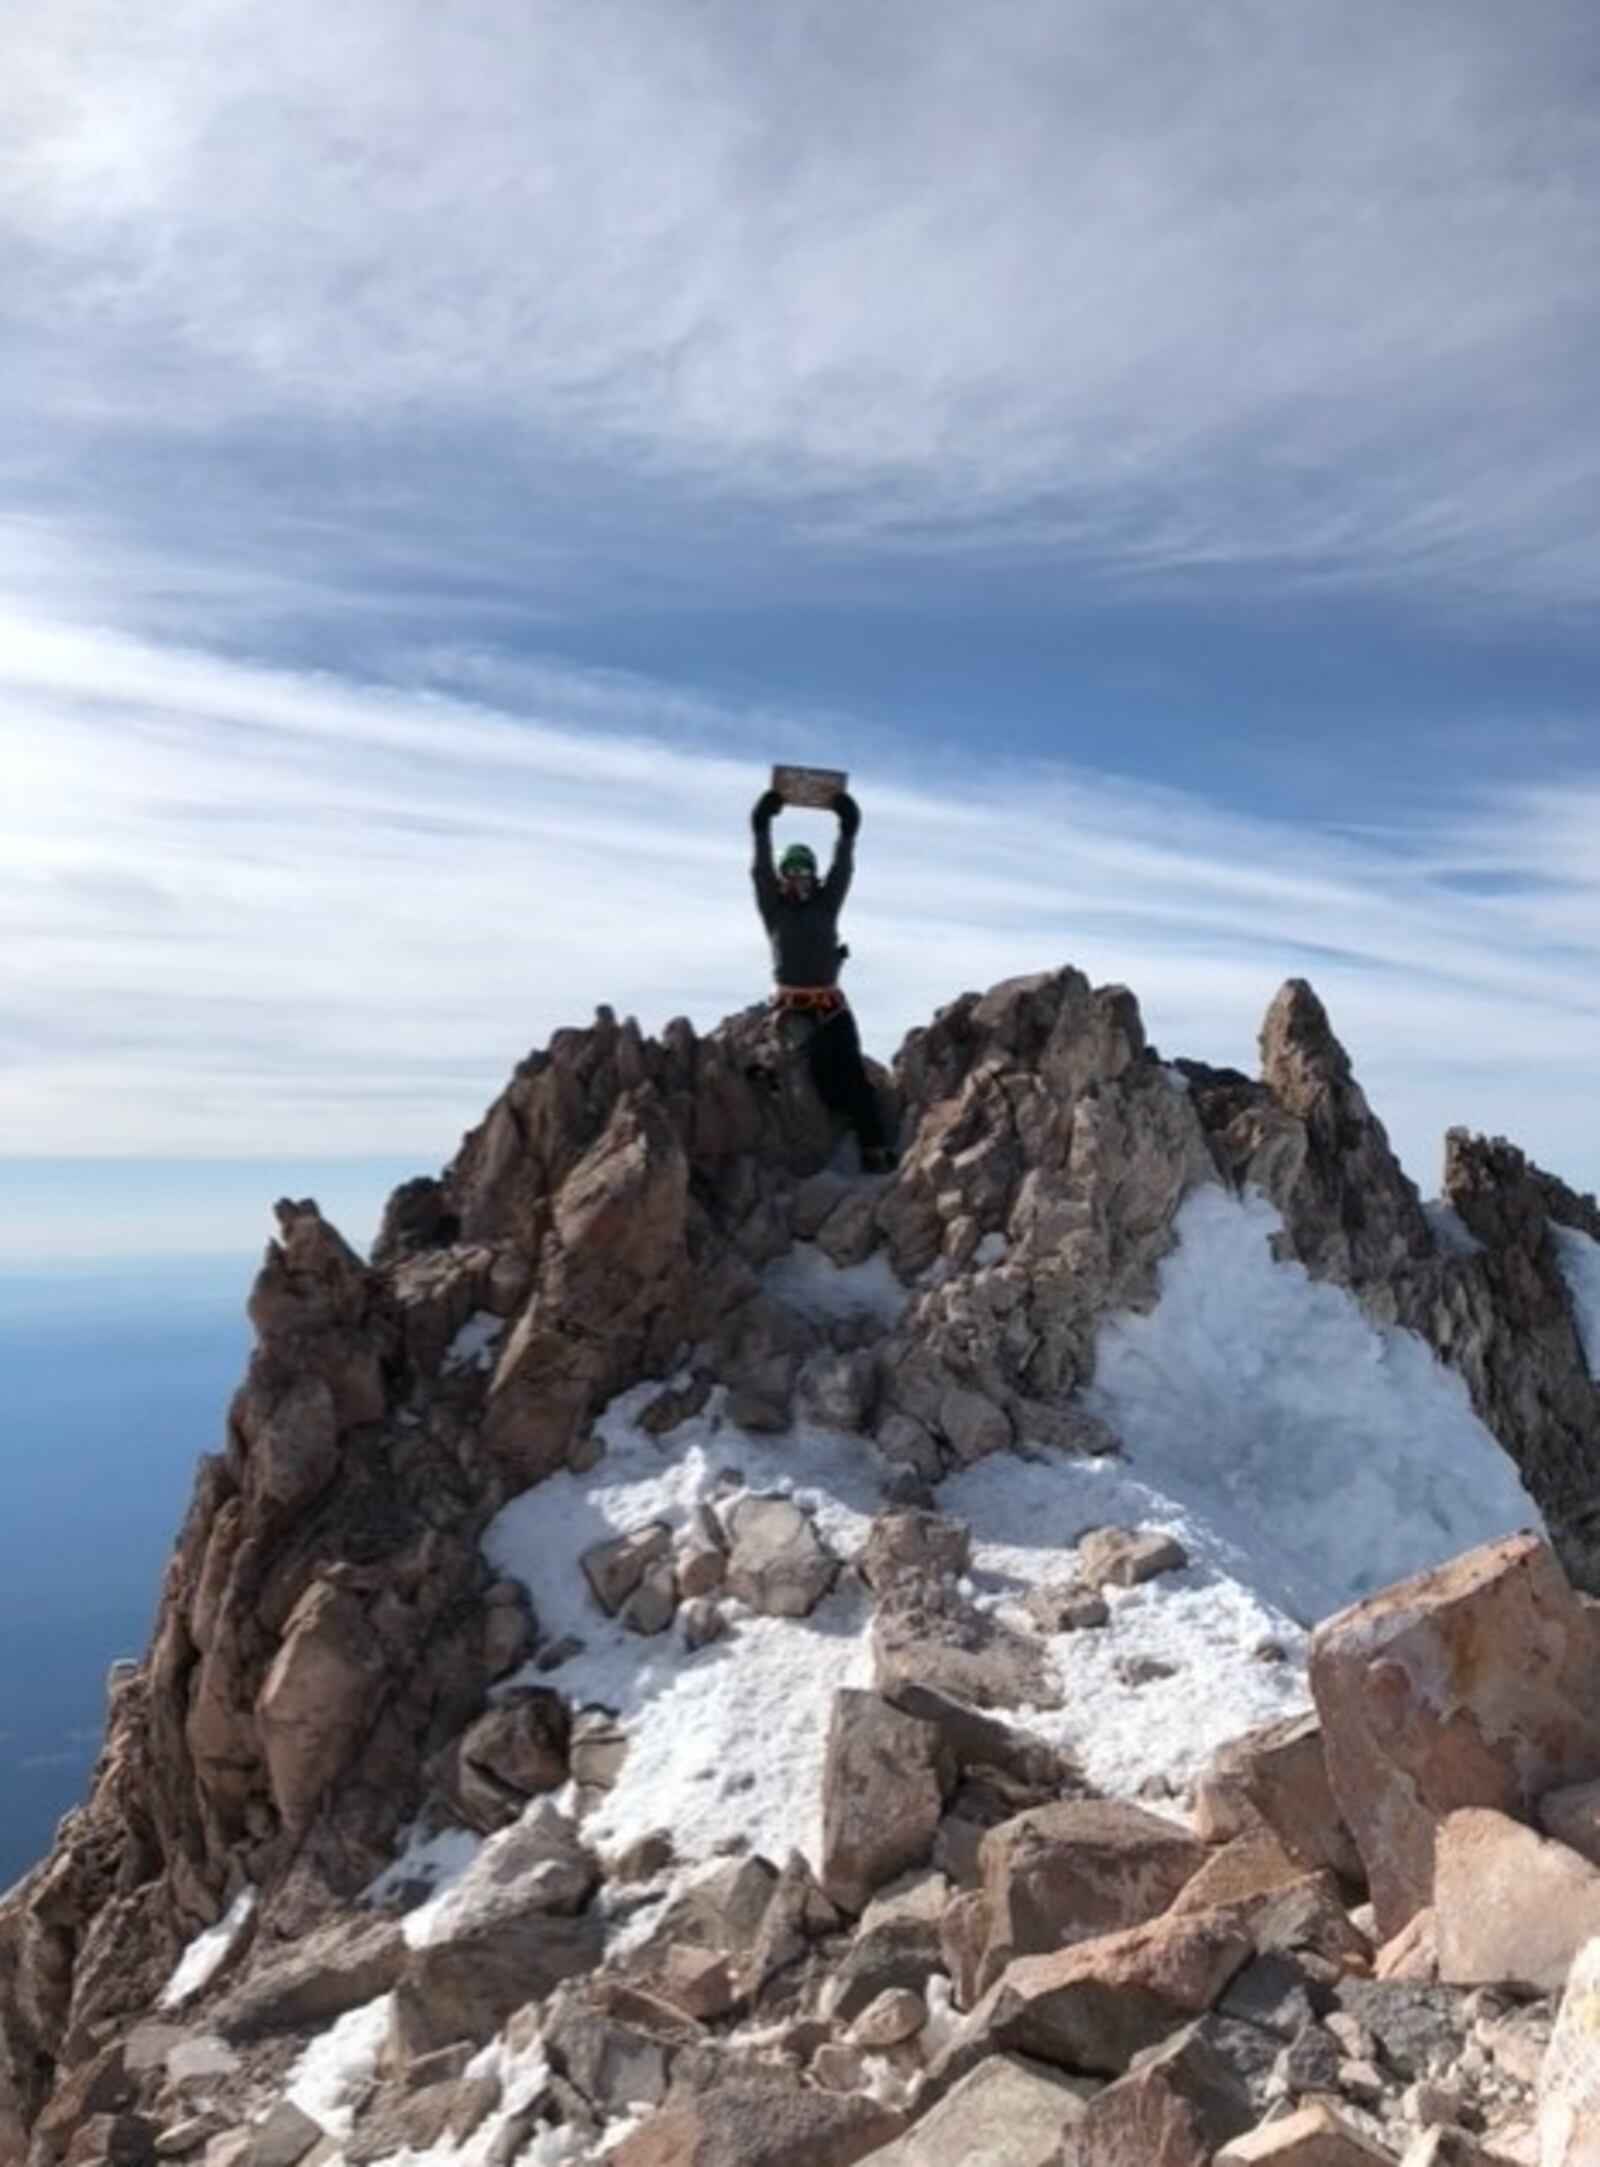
[159,1885,256,2010]
[763,1241,910,1325]
[445,1311,503,1371]
[1086,1184,1541,1622]
[284,1992,392,2139]
[1552,1223,1600,1380]
[484,1391,883,1873]
[1424,1199,1484,1257]
[363,1823,482,1915]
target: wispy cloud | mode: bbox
[4,0,1600,607]
[5,608,1600,1190]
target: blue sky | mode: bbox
[6,0,1600,1254]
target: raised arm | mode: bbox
[823,789,859,909]
[751,789,784,922]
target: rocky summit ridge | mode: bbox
[5,965,1600,2166]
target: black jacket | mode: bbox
[752,811,853,988]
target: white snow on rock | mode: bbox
[1085,1184,1541,1624]
[763,1240,910,1325]
[284,1991,392,2139]
[1552,1222,1600,1380]
[1424,1198,1484,1257]
[445,1311,503,1371]
[474,1180,1541,1909]
[942,1448,1307,1801]
[158,1885,257,2010]
[484,1390,882,1873]
[363,1823,483,1914]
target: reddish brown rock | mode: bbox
[609,2083,899,2167]
[1074,2020,1259,2165]
[820,1691,948,1913]
[1215,2100,1396,2161]
[944,1910,1253,2078]
[1196,1715,1363,1892]
[1308,1534,1600,1939]
[1434,1807,1600,1993]
[978,1799,1204,1991]
[866,2053,1092,2164]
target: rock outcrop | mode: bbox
[4,962,1600,2165]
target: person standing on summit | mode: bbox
[750,784,895,1172]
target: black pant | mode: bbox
[779,1005,888,1155]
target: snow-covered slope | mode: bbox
[470,1182,1538,1901]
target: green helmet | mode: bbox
[778,843,817,878]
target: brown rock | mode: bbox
[1026,1583,1111,1632]
[391,1905,602,2056]
[847,1988,926,2050]
[1199,1715,1364,1892]
[609,2084,900,2167]
[621,1562,680,1636]
[979,1799,1205,1991]
[1171,1826,1309,1916]
[255,1579,388,1835]
[945,1910,1253,2078]
[216,1917,405,2041]
[1308,1534,1600,1940]
[242,2102,325,2167]
[1434,1807,1600,1992]
[857,1510,972,1595]
[1076,1527,1189,1589]
[1074,2019,1260,2165]
[821,1691,949,1913]
[939,1889,990,2009]
[583,1525,673,1616]
[723,1496,839,1618]
[866,2052,1092,2164]
[1214,2100,1397,2161]
[873,1578,1060,1711]
[453,1689,569,1828]
[1374,1910,1438,1984]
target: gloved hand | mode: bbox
[834,789,861,837]
[753,789,785,824]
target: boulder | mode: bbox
[391,1905,602,2056]
[821,1692,949,1913]
[723,1496,839,1618]
[255,1579,388,1835]
[583,1525,673,1616]
[847,1988,925,2050]
[1074,2019,1260,2165]
[1214,2102,1397,2161]
[215,1917,406,2042]
[1076,1527,1189,1590]
[942,1910,1253,2078]
[866,2053,1092,2165]
[873,1579,1060,1710]
[453,1690,569,1829]
[1026,1584,1110,1632]
[857,1511,972,1595]
[1433,1807,1600,1992]
[609,2083,900,2167]
[825,1914,946,2025]
[389,1806,602,2052]
[978,1800,1205,1990]
[1196,1715,1363,1892]
[1308,1534,1600,1939]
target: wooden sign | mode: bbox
[771,764,847,808]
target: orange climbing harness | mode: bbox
[771,985,849,1018]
